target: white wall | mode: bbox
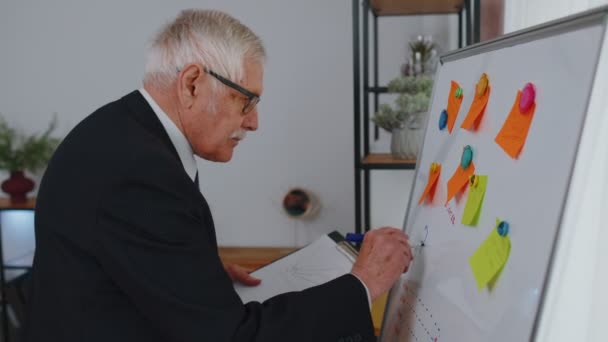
[0,0,354,247]
[0,0,459,247]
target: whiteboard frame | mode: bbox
[383,5,608,341]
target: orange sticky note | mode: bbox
[446,162,475,204]
[461,86,491,130]
[418,164,441,205]
[495,91,537,159]
[446,81,464,133]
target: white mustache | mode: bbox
[230,130,247,141]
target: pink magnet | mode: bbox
[519,83,536,113]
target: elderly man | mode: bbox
[24,9,412,342]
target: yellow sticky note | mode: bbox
[461,175,488,226]
[469,219,511,290]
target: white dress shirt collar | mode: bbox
[138,88,198,182]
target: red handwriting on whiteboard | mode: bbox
[445,204,456,225]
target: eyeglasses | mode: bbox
[204,68,260,114]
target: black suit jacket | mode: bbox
[23,91,374,342]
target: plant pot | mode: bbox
[404,113,425,158]
[1,171,35,203]
[390,126,411,159]
[390,113,426,159]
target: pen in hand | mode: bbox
[346,232,420,256]
[345,233,365,243]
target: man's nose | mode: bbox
[243,109,258,131]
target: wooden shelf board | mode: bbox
[0,197,36,210]
[361,153,416,169]
[370,0,465,16]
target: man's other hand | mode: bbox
[224,263,262,286]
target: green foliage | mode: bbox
[0,115,61,172]
[371,104,407,131]
[387,75,433,95]
[373,76,433,132]
[396,91,431,114]
[372,35,438,133]
[409,39,435,74]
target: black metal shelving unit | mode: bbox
[352,0,481,233]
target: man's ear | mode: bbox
[177,64,204,109]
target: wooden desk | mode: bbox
[218,246,386,336]
[218,246,297,271]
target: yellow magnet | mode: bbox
[469,174,479,188]
[476,73,489,98]
[430,162,439,173]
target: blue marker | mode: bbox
[345,233,365,243]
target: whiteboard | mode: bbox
[380,7,608,342]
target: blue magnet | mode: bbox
[497,221,509,236]
[461,145,473,170]
[439,110,448,130]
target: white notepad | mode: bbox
[234,232,357,303]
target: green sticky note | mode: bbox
[461,175,488,226]
[469,219,511,290]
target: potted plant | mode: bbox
[0,115,61,203]
[372,75,433,159]
[372,35,438,159]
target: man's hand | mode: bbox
[223,263,262,286]
[350,227,413,301]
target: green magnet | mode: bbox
[455,87,463,98]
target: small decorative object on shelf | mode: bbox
[0,115,61,203]
[1,171,35,203]
[402,35,439,77]
[372,36,438,160]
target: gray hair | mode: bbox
[143,9,266,92]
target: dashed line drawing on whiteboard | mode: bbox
[387,281,442,342]
[445,204,456,225]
